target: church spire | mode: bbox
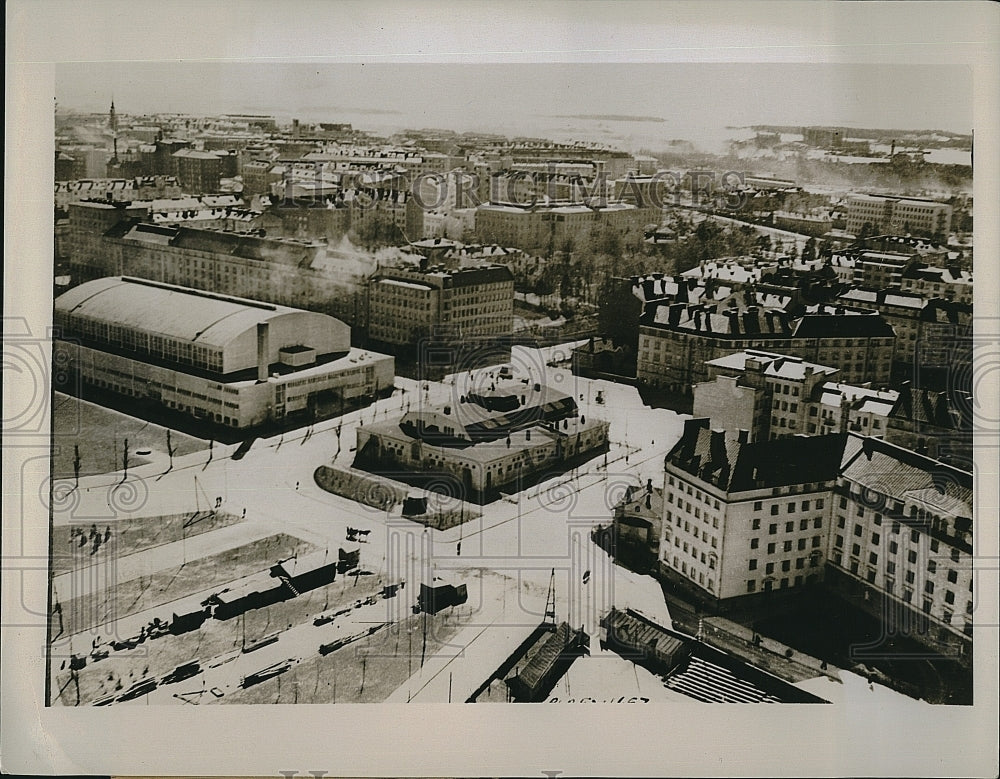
[109,98,119,162]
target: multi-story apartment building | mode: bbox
[856,234,952,262]
[241,158,282,197]
[772,210,833,237]
[830,249,918,289]
[344,186,425,241]
[172,148,223,194]
[900,264,974,305]
[637,300,895,393]
[827,435,973,658]
[367,263,514,347]
[65,201,369,325]
[55,150,87,181]
[299,147,451,178]
[491,167,595,204]
[845,195,952,238]
[679,258,768,291]
[817,382,899,438]
[886,382,973,470]
[65,201,152,277]
[149,205,262,233]
[693,349,898,442]
[54,176,182,209]
[475,201,656,252]
[660,419,844,600]
[694,350,837,441]
[258,200,351,242]
[834,288,972,365]
[220,113,278,132]
[658,420,973,659]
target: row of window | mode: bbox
[753,498,825,513]
[837,511,965,559]
[750,534,823,554]
[670,556,715,593]
[667,476,721,510]
[746,574,816,593]
[748,555,820,574]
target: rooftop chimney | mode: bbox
[256,322,269,383]
[726,310,741,335]
[737,429,749,444]
[710,428,727,464]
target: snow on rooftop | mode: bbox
[377,278,433,291]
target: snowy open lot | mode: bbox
[47,343,928,711]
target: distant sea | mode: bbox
[254,106,758,155]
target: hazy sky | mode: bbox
[56,62,973,138]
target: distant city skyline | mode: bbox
[56,63,973,153]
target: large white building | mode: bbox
[844,195,952,238]
[367,262,515,347]
[659,419,972,658]
[828,435,973,657]
[54,277,394,429]
[661,420,842,600]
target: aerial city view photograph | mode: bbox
[45,61,975,711]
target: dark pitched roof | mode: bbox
[889,383,973,430]
[445,264,514,288]
[666,418,847,492]
[792,313,895,339]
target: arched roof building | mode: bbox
[55,276,350,376]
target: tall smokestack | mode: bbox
[257,322,269,382]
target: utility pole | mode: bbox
[421,607,427,668]
[544,567,557,626]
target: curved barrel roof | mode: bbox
[55,276,321,349]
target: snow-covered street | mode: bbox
[49,345,689,705]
